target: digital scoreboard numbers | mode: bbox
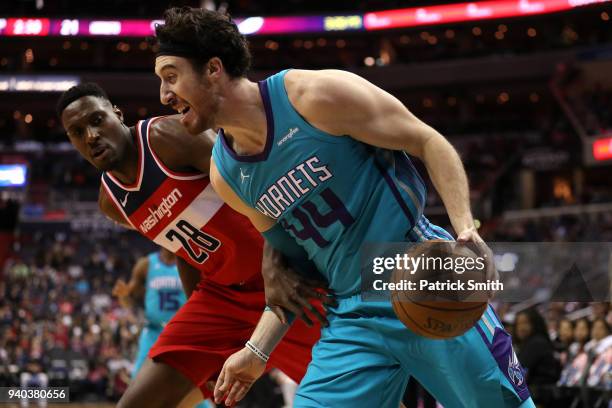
[6,18,50,36]
[0,1,610,37]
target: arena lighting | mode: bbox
[0,75,79,92]
[364,0,612,30]
[592,136,612,161]
[0,164,28,187]
[0,0,610,37]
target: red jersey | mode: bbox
[101,116,263,286]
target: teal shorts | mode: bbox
[294,298,535,408]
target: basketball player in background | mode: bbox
[112,247,185,378]
[153,7,535,408]
[113,248,211,408]
[57,83,330,408]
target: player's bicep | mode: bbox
[210,158,275,232]
[300,71,436,158]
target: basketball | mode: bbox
[391,240,488,339]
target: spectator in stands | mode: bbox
[591,302,611,324]
[586,318,611,353]
[513,309,561,388]
[19,359,49,407]
[558,318,592,387]
[569,318,591,358]
[585,318,612,390]
[553,318,574,365]
[0,231,149,402]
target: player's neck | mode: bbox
[158,251,175,265]
[215,79,268,156]
[108,127,139,185]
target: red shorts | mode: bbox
[149,278,320,397]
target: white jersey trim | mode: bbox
[100,176,138,230]
[105,122,145,191]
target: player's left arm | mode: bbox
[214,310,290,406]
[289,69,475,237]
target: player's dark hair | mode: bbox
[56,82,110,117]
[155,7,251,78]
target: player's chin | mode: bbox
[91,155,116,172]
[183,118,207,135]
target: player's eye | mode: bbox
[91,114,103,126]
[69,128,83,138]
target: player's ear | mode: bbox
[113,105,124,122]
[207,57,223,80]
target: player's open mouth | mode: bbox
[179,104,197,127]
[91,146,108,159]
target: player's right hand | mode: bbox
[457,227,499,298]
[112,279,130,298]
[214,347,266,406]
[262,244,337,327]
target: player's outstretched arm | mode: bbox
[214,310,290,406]
[211,158,334,324]
[287,69,476,237]
[112,256,148,308]
[288,70,498,284]
[262,226,336,327]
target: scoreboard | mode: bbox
[0,0,609,37]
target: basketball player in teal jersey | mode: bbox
[112,247,186,378]
[113,248,212,408]
[153,7,535,408]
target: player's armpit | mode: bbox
[209,158,275,232]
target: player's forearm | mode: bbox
[421,134,475,234]
[249,310,291,356]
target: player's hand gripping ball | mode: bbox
[391,239,489,339]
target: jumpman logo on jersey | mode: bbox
[120,191,130,207]
[240,168,250,184]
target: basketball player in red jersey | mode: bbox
[57,83,329,408]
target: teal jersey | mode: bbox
[144,252,186,327]
[212,70,452,297]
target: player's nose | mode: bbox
[85,126,100,143]
[160,83,174,106]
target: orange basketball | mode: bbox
[390,240,488,339]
